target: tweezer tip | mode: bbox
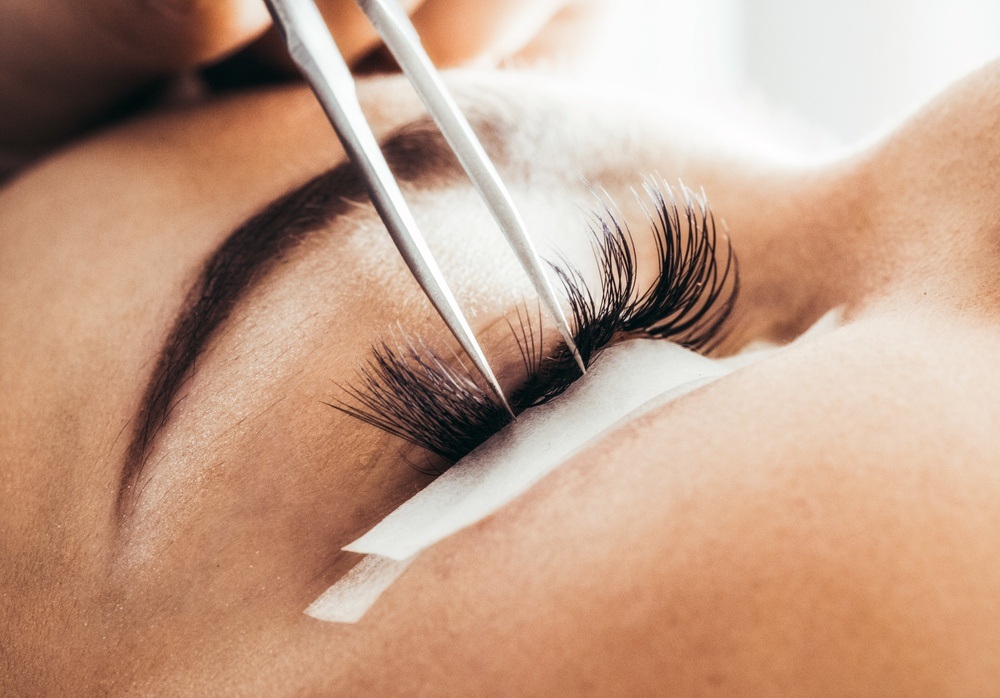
[475,358,515,419]
[552,320,586,375]
[567,337,587,376]
[495,388,516,420]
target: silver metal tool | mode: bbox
[264,0,586,414]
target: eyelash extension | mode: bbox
[331,180,738,472]
[336,332,512,468]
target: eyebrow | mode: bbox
[117,116,502,511]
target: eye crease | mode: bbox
[331,180,739,471]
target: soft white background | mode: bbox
[586,0,1000,146]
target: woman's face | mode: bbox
[4,64,1000,693]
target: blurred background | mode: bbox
[587,0,1000,147]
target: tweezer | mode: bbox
[263,0,585,415]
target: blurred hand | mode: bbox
[0,0,603,167]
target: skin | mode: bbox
[3,54,1000,695]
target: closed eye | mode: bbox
[330,179,738,473]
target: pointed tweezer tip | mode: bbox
[495,387,516,420]
[473,355,515,419]
[471,356,515,420]
[569,342,587,376]
[557,325,587,376]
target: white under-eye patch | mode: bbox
[305,309,843,623]
[344,340,728,561]
[305,554,415,623]
[307,339,728,623]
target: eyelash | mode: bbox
[330,180,738,473]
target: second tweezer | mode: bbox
[264,0,586,415]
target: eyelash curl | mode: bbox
[330,180,739,473]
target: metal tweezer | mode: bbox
[263,0,585,414]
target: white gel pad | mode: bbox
[344,339,732,561]
[304,554,414,623]
[310,310,843,623]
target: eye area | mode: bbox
[330,179,739,472]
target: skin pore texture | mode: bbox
[2,61,1000,694]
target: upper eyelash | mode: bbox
[334,332,511,467]
[330,180,739,472]
[514,180,737,407]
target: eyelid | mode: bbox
[332,179,738,470]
